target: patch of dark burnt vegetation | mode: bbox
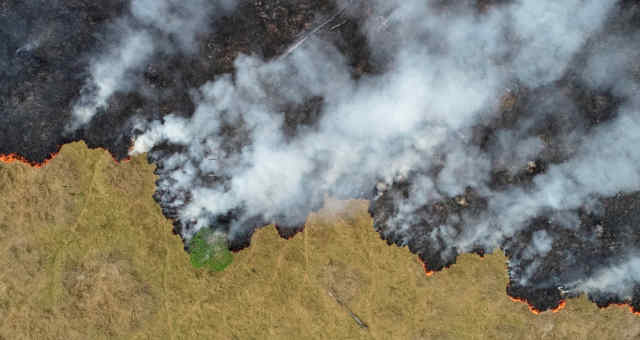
[590,286,640,315]
[0,0,128,162]
[2,0,368,163]
[507,282,564,313]
[275,223,305,239]
[370,177,488,272]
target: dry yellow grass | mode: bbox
[0,142,639,339]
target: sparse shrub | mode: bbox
[189,228,233,271]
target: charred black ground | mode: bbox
[2,0,640,313]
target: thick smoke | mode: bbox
[68,0,237,130]
[575,254,640,299]
[73,0,640,306]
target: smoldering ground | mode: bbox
[3,0,640,312]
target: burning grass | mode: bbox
[0,151,59,168]
[1,142,639,339]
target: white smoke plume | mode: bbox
[67,0,237,131]
[69,28,154,130]
[117,0,640,300]
[572,255,640,299]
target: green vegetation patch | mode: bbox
[189,228,233,271]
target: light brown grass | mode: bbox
[0,142,638,339]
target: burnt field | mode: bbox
[2,0,640,313]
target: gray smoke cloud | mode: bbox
[68,0,237,131]
[573,254,640,299]
[84,0,639,300]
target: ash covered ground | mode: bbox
[2,0,640,312]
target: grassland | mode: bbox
[0,142,638,339]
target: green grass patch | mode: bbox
[189,228,233,272]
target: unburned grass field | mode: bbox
[0,142,638,339]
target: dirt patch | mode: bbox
[321,258,367,304]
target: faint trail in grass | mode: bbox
[271,242,290,283]
[0,154,100,330]
[163,216,175,340]
[51,154,100,305]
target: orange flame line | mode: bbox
[417,258,435,276]
[508,296,542,315]
[551,300,566,313]
[0,152,59,168]
[0,143,133,169]
[599,302,640,316]
[507,295,568,314]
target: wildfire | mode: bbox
[418,258,435,277]
[114,155,131,164]
[551,300,566,313]
[507,296,567,315]
[0,152,58,168]
[275,225,305,240]
[600,302,640,316]
[0,142,134,169]
[509,296,542,315]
